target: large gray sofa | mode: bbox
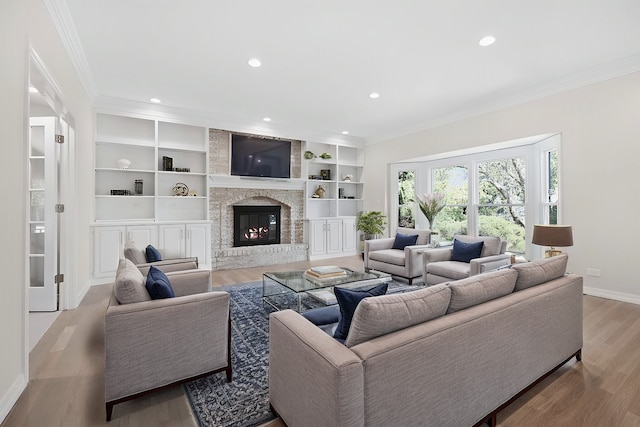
[269,254,582,426]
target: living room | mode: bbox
[3,1,640,426]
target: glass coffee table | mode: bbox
[263,268,391,312]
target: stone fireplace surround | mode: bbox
[209,129,308,270]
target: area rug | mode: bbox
[184,279,420,427]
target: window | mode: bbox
[388,134,561,259]
[478,158,526,253]
[432,166,468,244]
[543,149,558,224]
[397,170,415,228]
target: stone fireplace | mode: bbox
[209,128,308,270]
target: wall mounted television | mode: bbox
[230,134,291,179]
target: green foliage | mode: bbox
[357,211,387,236]
[397,171,415,227]
[478,215,526,252]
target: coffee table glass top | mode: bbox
[263,268,389,293]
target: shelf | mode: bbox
[95,168,155,173]
[95,195,155,199]
[157,171,207,176]
[157,196,207,200]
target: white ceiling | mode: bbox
[57,0,640,143]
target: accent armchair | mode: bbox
[123,239,198,275]
[364,227,432,285]
[422,235,510,285]
[105,259,231,420]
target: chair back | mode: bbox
[396,227,431,245]
[453,235,505,257]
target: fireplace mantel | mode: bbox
[208,174,305,191]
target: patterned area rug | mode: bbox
[184,279,420,427]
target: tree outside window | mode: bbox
[432,166,468,243]
[478,158,526,252]
[397,171,415,228]
[544,149,558,224]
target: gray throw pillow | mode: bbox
[345,284,451,347]
[113,258,151,304]
[512,254,568,291]
[446,269,517,314]
[123,240,146,265]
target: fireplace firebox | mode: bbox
[233,205,281,247]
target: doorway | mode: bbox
[27,48,75,346]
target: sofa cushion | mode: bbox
[145,266,175,299]
[451,239,484,263]
[302,305,340,337]
[333,283,388,340]
[123,240,146,265]
[145,244,163,263]
[512,254,568,291]
[113,259,151,304]
[427,260,470,280]
[397,227,430,245]
[392,233,418,250]
[454,235,502,257]
[368,249,406,266]
[346,284,451,347]
[446,269,518,314]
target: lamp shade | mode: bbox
[532,224,573,247]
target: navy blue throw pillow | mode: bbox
[392,233,419,250]
[451,239,484,263]
[146,266,175,299]
[333,283,388,340]
[145,245,162,263]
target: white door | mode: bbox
[342,218,357,252]
[326,219,343,254]
[28,117,58,311]
[126,225,158,249]
[159,224,185,259]
[309,220,327,255]
[186,223,210,267]
[93,226,125,278]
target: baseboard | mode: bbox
[583,287,640,306]
[75,281,91,307]
[0,374,26,424]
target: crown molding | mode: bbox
[367,53,640,145]
[43,0,99,100]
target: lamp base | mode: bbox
[545,249,563,258]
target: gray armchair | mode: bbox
[364,227,432,285]
[123,239,198,275]
[422,235,510,285]
[105,259,231,420]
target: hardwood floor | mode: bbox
[3,256,640,426]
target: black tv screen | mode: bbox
[231,135,291,178]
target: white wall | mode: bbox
[0,0,93,421]
[364,71,640,304]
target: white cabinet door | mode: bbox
[186,223,210,267]
[342,218,357,253]
[126,225,158,249]
[93,226,125,278]
[309,220,328,256]
[325,219,343,254]
[159,224,186,259]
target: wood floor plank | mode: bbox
[3,256,640,427]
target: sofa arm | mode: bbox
[269,310,365,427]
[105,291,230,402]
[470,254,511,275]
[136,257,199,276]
[364,237,395,270]
[166,269,211,296]
[405,245,433,278]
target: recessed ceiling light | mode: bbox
[248,58,262,68]
[149,98,162,104]
[369,92,380,99]
[342,131,349,135]
[263,117,271,122]
[479,36,496,47]
[28,86,39,94]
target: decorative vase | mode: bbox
[117,158,131,169]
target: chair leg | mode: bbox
[408,277,413,286]
[106,402,114,421]
[226,365,232,382]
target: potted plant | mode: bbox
[357,211,387,240]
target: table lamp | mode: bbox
[532,224,573,257]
